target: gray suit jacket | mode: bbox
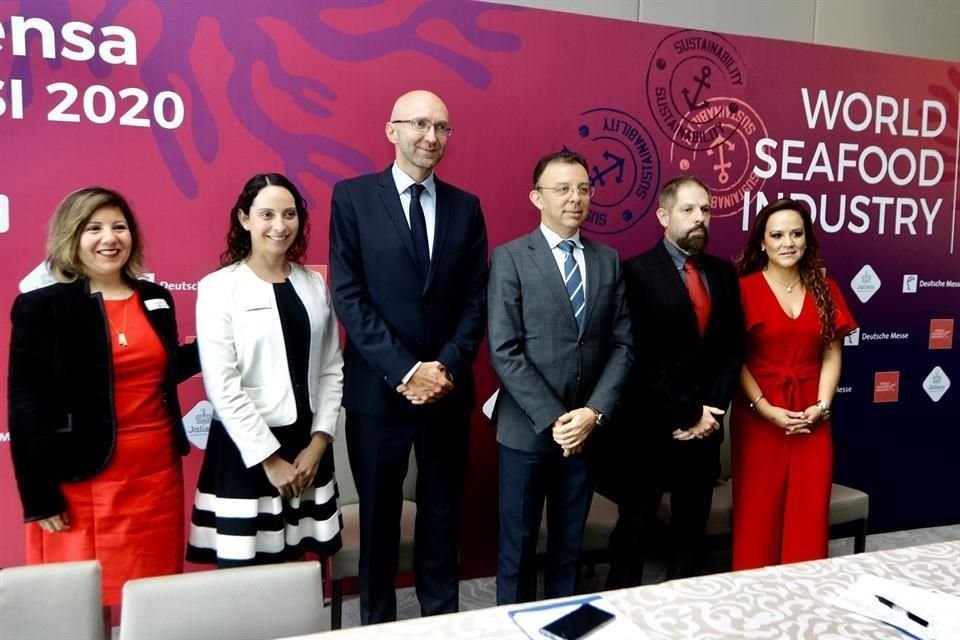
[488,229,634,453]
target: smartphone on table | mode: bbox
[539,602,615,640]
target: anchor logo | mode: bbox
[705,139,735,184]
[591,151,625,187]
[682,66,712,111]
[564,107,661,235]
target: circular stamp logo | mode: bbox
[646,30,748,152]
[669,97,769,219]
[566,107,661,235]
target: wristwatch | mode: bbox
[589,408,607,427]
[816,399,831,421]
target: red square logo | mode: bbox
[929,319,954,350]
[873,371,900,403]
[306,264,328,279]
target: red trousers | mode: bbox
[731,401,833,570]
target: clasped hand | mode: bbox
[758,402,823,435]
[396,361,454,405]
[673,405,724,441]
[262,433,330,498]
[552,407,597,457]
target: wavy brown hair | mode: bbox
[221,173,310,267]
[735,198,836,344]
[46,187,146,283]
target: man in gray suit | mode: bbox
[488,151,633,604]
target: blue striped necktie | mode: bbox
[559,240,585,333]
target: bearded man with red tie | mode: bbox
[606,176,745,586]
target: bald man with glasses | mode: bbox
[330,90,488,624]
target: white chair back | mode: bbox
[119,561,327,640]
[0,560,103,640]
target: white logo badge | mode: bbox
[19,262,56,293]
[922,366,950,403]
[902,274,918,293]
[0,194,9,233]
[843,327,861,346]
[182,400,214,449]
[851,265,881,303]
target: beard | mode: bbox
[677,224,709,254]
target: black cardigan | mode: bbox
[7,278,200,521]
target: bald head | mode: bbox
[389,90,447,121]
[386,90,451,182]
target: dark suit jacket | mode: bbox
[487,230,633,453]
[7,278,199,521]
[621,240,745,447]
[329,166,488,419]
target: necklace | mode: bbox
[764,270,802,293]
[107,295,131,347]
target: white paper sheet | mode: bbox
[828,574,960,640]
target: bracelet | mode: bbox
[816,399,831,421]
[749,394,765,411]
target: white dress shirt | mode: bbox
[393,163,439,383]
[540,223,587,304]
[392,162,437,257]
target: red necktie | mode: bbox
[684,257,711,336]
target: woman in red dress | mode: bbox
[730,198,856,570]
[8,188,199,614]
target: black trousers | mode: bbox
[607,436,721,587]
[496,443,592,605]
[346,411,469,625]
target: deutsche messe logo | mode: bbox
[567,108,661,235]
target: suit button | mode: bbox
[579,340,585,346]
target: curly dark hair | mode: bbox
[220,173,310,267]
[735,198,836,344]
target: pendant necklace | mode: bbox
[108,295,131,347]
[764,269,801,293]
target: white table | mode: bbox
[287,541,960,639]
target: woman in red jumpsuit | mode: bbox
[731,198,856,570]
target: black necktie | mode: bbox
[408,183,430,278]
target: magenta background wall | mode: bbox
[0,0,956,573]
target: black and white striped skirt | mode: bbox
[186,418,342,567]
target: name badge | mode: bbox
[144,298,170,311]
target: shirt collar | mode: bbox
[662,236,698,270]
[540,223,583,250]
[392,162,436,199]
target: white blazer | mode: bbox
[196,262,344,468]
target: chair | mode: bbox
[0,560,103,640]
[118,561,327,640]
[326,410,418,629]
[657,412,870,554]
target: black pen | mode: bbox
[875,595,930,628]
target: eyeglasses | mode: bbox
[390,118,454,137]
[536,185,595,197]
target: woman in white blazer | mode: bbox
[187,173,343,566]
